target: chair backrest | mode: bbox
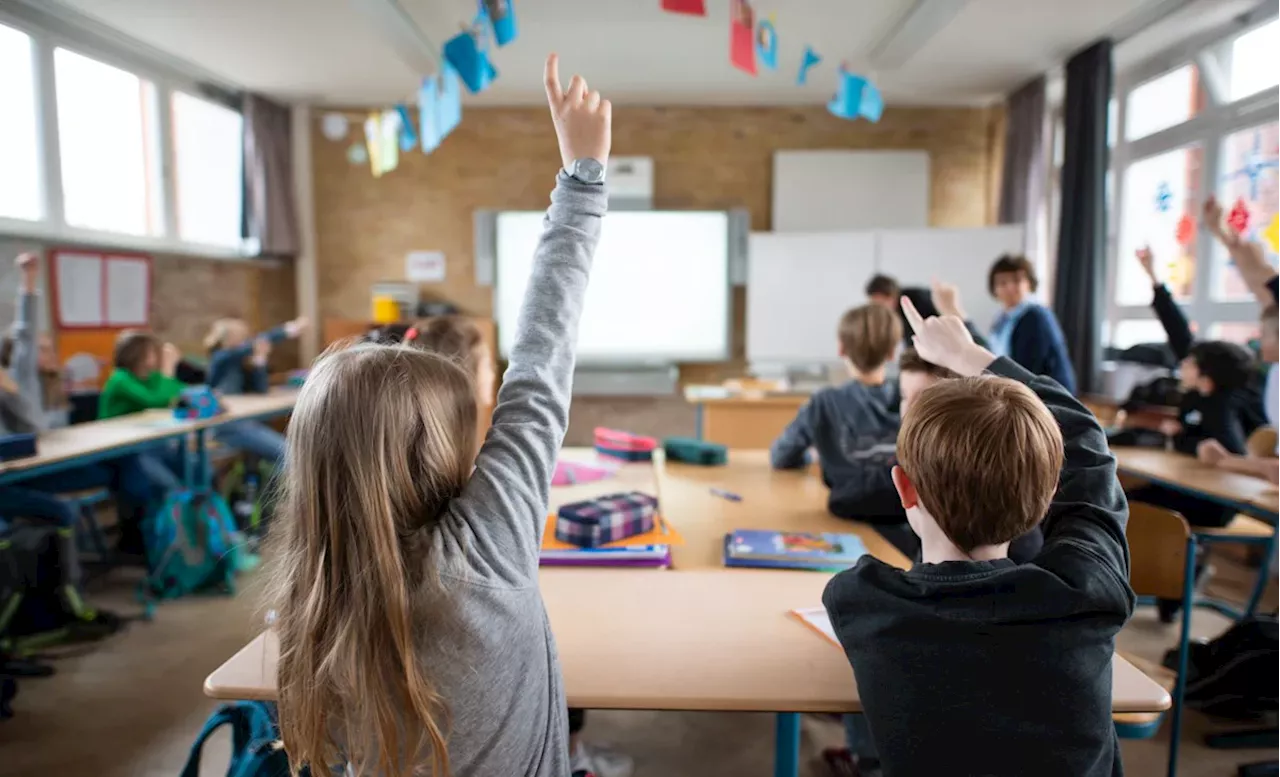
[1126,502,1192,600]
[1246,426,1278,459]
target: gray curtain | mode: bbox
[1053,40,1113,395]
[243,94,299,258]
[998,75,1046,235]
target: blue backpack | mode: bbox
[143,490,245,600]
[182,701,293,777]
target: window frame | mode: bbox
[0,6,246,259]
[1103,8,1280,348]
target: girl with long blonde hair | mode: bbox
[267,53,611,777]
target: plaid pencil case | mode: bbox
[555,491,659,548]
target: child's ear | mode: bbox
[891,465,918,509]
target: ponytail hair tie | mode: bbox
[404,327,418,342]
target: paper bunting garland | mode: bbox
[1175,213,1195,247]
[756,16,778,71]
[1264,215,1280,253]
[829,68,883,123]
[445,12,498,93]
[346,142,368,166]
[1227,198,1251,234]
[797,46,821,85]
[729,0,756,75]
[396,105,418,152]
[420,63,463,153]
[1154,182,1173,213]
[660,0,706,15]
[482,0,518,46]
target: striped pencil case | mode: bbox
[555,491,659,548]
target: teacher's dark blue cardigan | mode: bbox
[1001,305,1077,394]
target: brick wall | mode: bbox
[311,104,1004,441]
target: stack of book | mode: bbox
[723,529,867,571]
[539,513,681,569]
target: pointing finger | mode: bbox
[543,53,563,107]
[900,295,927,334]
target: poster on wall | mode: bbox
[406,251,447,283]
[51,249,152,329]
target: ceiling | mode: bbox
[39,0,1261,106]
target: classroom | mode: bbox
[0,0,1277,775]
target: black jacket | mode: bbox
[823,357,1134,777]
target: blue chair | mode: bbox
[1118,502,1197,777]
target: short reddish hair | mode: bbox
[897,376,1062,551]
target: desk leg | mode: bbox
[176,435,193,490]
[194,429,211,493]
[774,713,801,777]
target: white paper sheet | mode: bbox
[104,256,149,325]
[792,606,841,648]
[55,252,104,327]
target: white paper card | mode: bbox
[56,253,104,327]
[406,250,446,283]
[792,606,840,647]
[105,256,149,325]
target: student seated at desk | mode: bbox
[824,297,1134,777]
[265,54,611,777]
[203,316,307,466]
[770,304,902,521]
[98,331,186,502]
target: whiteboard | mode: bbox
[773,150,929,232]
[494,211,729,364]
[877,225,1027,336]
[746,231,878,364]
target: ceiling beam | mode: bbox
[348,0,440,77]
[868,0,972,70]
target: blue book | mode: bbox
[723,530,866,571]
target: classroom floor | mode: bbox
[1,560,1275,777]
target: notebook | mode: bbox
[539,544,672,568]
[790,606,841,648]
[723,530,866,571]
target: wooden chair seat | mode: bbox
[1195,514,1273,539]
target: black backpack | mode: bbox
[1167,615,1278,720]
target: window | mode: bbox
[0,24,41,221]
[1125,65,1204,141]
[1209,321,1261,344]
[171,92,243,248]
[1116,145,1202,305]
[54,47,161,236]
[1229,21,1280,101]
[1213,122,1279,300]
[1109,319,1170,349]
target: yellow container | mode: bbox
[372,296,400,324]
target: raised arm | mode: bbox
[927,281,989,349]
[1136,246,1194,360]
[9,254,42,416]
[901,296,1130,587]
[770,401,816,469]
[444,55,611,582]
[1205,197,1278,306]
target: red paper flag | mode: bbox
[730,0,756,75]
[1175,213,1195,246]
[661,0,706,15]
[1227,198,1251,234]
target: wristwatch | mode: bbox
[566,158,606,185]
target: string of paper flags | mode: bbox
[323,0,883,177]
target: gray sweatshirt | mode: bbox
[420,173,604,777]
[1,290,48,436]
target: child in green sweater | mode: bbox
[98,331,185,419]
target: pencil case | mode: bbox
[0,433,37,461]
[173,387,223,420]
[555,491,658,548]
[663,437,727,466]
[594,427,658,461]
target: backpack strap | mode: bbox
[181,703,267,777]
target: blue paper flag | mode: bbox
[419,63,464,153]
[756,17,778,71]
[797,46,821,85]
[396,104,418,152]
[481,0,518,46]
[828,69,883,123]
[444,16,498,94]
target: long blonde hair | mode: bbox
[265,342,479,777]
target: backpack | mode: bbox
[0,526,79,651]
[143,490,245,601]
[1167,615,1278,720]
[182,701,293,777]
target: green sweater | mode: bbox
[98,368,185,419]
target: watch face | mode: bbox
[575,158,605,182]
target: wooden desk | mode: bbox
[688,394,809,449]
[1113,447,1279,519]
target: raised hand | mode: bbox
[161,343,182,377]
[930,279,964,319]
[252,337,272,365]
[16,252,37,290]
[1135,246,1157,283]
[900,295,995,377]
[285,316,310,338]
[543,53,611,172]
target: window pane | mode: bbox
[0,24,42,221]
[1213,123,1279,301]
[1109,319,1169,349]
[1209,321,1261,344]
[1229,21,1279,101]
[1125,65,1203,141]
[172,92,243,248]
[54,48,160,236]
[1117,145,1202,306]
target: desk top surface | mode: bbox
[0,389,299,474]
[1113,446,1279,517]
[205,448,1170,714]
